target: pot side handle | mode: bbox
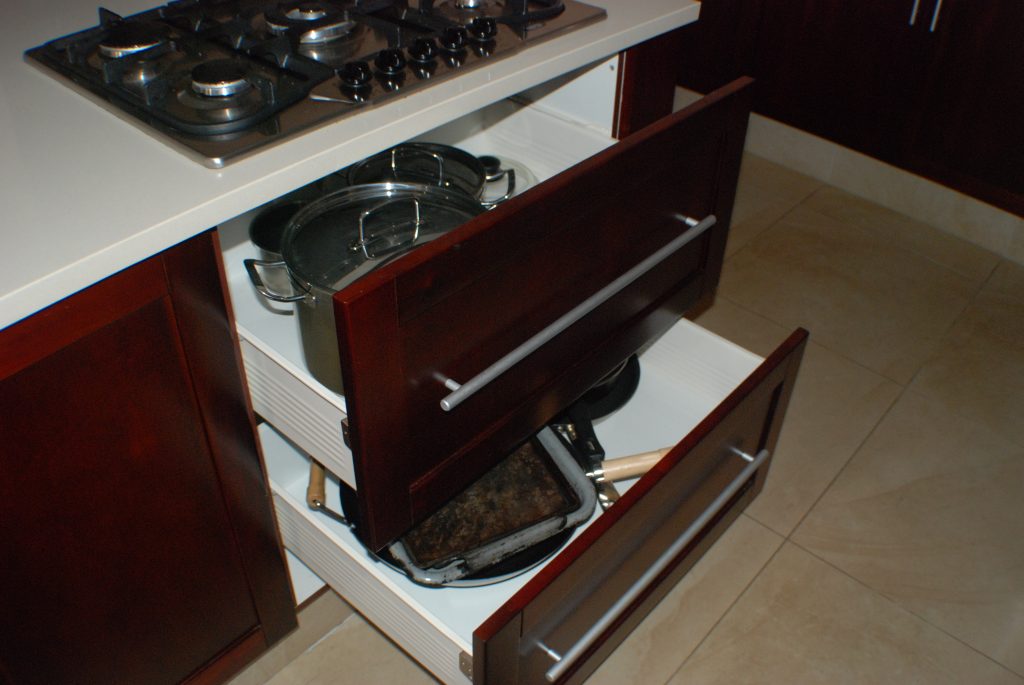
[244,258,307,302]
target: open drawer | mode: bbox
[333,78,755,549]
[261,319,807,683]
[222,75,756,548]
[221,79,624,492]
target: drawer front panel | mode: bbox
[335,78,755,549]
[475,328,808,684]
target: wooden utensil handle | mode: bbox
[306,460,327,509]
[598,447,671,481]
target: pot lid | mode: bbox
[345,143,485,199]
[282,183,483,292]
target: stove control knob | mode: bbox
[439,26,467,52]
[407,37,438,63]
[375,48,407,75]
[466,17,498,42]
[339,60,372,88]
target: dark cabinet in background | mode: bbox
[678,0,1024,216]
[0,233,295,684]
[905,0,1024,213]
[750,0,932,163]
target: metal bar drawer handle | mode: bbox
[928,0,943,32]
[541,447,770,683]
[439,214,717,411]
[908,0,921,25]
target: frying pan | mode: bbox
[304,353,652,586]
[305,427,664,587]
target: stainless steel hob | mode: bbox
[25,0,606,167]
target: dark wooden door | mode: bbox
[333,78,753,551]
[0,233,295,685]
[475,329,808,684]
[906,0,1024,214]
[751,0,933,163]
[676,0,764,96]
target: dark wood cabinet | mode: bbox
[678,0,1024,216]
[675,0,764,110]
[906,0,1024,213]
[750,0,932,163]
[0,232,295,685]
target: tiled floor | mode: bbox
[236,154,1024,684]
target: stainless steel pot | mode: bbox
[345,142,515,208]
[248,200,304,295]
[245,182,484,392]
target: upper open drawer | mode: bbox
[334,78,754,549]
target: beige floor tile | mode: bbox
[803,186,1000,283]
[726,155,823,258]
[228,591,352,685]
[692,294,791,357]
[719,204,977,384]
[746,341,900,536]
[909,261,1024,447]
[266,613,439,685]
[670,543,1023,685]
[586,515,783,685]
[793,391,1024,676]
[985,259,1024,301]
[694,299,901,536]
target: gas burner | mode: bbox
[422,0,567,26]
[162,59,273,132]
[190,59,252,97]
[282,4,329,20]
[97,21,169,59]
[26,0,605,165]
[264,3,356,45]
[451,0,498,10]
[171,97,266,134]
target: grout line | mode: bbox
[661,515,787,685]
[788,538,1024,681]
[722,178,980,390]
[780,382,904,541]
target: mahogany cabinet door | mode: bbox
[333,78,754,550]
[0,232,295,685]
[675,0,764,101]
[905,0,1024,215]
[750,0,933,164]
[474,328,808,684]
[614,29,686,139]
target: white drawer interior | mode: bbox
[259,318,762,683]
[220,97,616,487]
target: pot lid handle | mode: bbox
[351,197,426,260]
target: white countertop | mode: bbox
[0,0,699,329]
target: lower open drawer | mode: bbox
[260,318,806,684]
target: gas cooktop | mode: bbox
[25,0,605,167]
